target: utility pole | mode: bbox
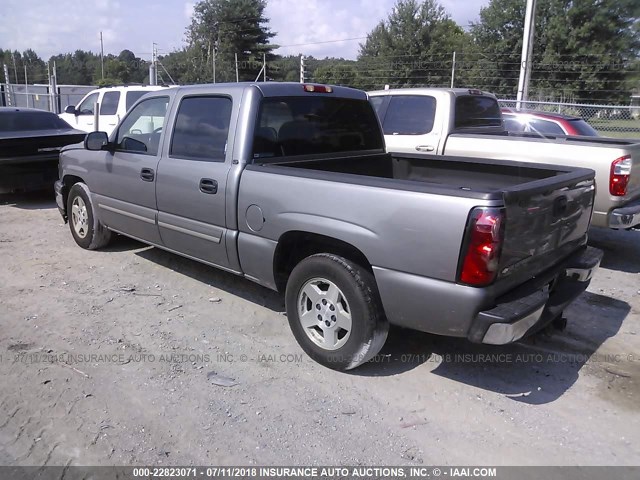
[299,55,305,83]
[50,61,58,113]
[263,53,266,82]
[24,65,28,108]
[11,52,18,84]
[516,0,536,110]
[149,43,158,85]
[100,31,105,80]
[235,53,239,82]
[450,51,456,88]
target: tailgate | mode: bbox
[497,169,595,284]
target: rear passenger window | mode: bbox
[382,95,436,135]
[170,96,232,162]
[126,91,147,111]
[100,91,120,115]
[454,96,502,128]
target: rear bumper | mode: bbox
[373,245,602,341]
[0,161,58,194]
[469,246,603,344]
[54,180,67,222]
[608,198,640,229]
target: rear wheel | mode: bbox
[285,253,388,371]
[67,183,112,250]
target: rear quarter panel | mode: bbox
[236,166,498,285]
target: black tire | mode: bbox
[67,183,112,250]
[285,253,389,371]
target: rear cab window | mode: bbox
[569,120,599,136]
[252,96,383,159]
[454,95,502,128]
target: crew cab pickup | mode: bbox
[369,88,640,230]
[55,82,602,370]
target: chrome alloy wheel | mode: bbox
[297,277,352,350]
[71,196,89,239]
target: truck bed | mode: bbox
[252,152,595,292]
[263,152,591,198]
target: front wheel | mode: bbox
[285,253,389,371]
[67,182,112,250]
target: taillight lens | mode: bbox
[610,155,632,197]
[459,207,505,287]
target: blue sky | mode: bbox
[0,0,489,61]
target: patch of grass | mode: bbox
[588,118,640,138]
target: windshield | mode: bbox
[253,96,383,160]
[0,110,72,131]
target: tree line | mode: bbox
[1,0,638,103]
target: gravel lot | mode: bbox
[0,190,639,467]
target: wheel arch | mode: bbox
[60,174,85,213]
[273,230,374,293]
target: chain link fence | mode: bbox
[498,99,640,138]
[2,80,639,139]
[1,83,94,113]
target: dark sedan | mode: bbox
[0,107,86,193]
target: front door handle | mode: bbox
[415,145,435,152]
[199,178,218,194]
[140,168,155,182]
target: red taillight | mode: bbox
[303,84,333,93]
[459,207,505,287]
[610,155,632,197]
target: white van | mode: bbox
[59,85,171,136]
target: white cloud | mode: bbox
[184,1,194,19]
[0,0,488,62]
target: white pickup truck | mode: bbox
[369,88,640,230]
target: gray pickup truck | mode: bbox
[55,82,602,370]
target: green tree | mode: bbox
[49,50,101,84]
[312,60,358,86]
[186,0,277,83]
[357,0,470,89]
[470,0,640,103]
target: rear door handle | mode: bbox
[140,168,155,182]
[199,178,218,194]
[415,145,434,152]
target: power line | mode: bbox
[276,36,368,49]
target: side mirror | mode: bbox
[85,131,109,151]
[64,105,77,115]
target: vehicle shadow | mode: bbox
[355,291,629,404]
[588,227,640,274]
[102,236,628,404]
[0,189,56,210]
[99,233,152,253]
[133,244,284,312]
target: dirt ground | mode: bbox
[0,190,639,467]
